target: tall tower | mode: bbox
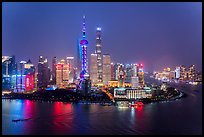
[95,27,103,83]
[79,15,89,79]
[102,54,111,85]
[66,57,74,83]
[37,56,50,88]
[90,53,98,85]
[52,57,57,85]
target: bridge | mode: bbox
[101,87,115,103]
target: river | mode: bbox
[2,77,202,135]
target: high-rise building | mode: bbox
[114,63,121,80]
[90,53,98,85]
[131,76,139,88]
[24,59,35,91]
[37,56,50,88]
[111,62,115,80]
[66,57,75,83]
[175,66,180,79]
[125,64,132,83]
[2,56,17,90]
[132,64,138,77]
[180,65,186,81]
[56,59,69,88]
[137,63,145,87]
[95,27,103,83]
[118,64,125,87]
[24,59,35,75]
[188,65,196,81]
[102,54,111,85]
[51,57,57,85]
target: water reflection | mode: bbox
[2,83,202,135]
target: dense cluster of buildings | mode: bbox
[3,15,201,102]
[153,65,202,83]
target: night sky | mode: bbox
[2,2,202,72]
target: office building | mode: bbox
[51,57,57,85]
[37,56,50,88]
[175,66,180,79]
[102,54,111,85]
[118,64,125,87]
[110,62,115,80]
[95,27,103,83]
[137,63,145,87]
[131,76,139,88]
[2,56,17,90]
[56,59,69,88]
[90,53,98,85]
[66,57,75,83]
[188,65,196,81]
[125,64,132,83]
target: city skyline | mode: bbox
[2,2,202,72]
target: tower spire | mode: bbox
[82,15,86,39]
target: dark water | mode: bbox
[2,79,202,135]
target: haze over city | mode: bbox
[2,2,202,72]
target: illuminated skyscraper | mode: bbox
[102,54,111,85]
[56,59,69,88]
[114,63,121,80]
[188,65,196,81]
[24,59,35,91]
[66,57,75,83]
[52,56,57,85]
[125,64,132,83]
[180,65,186,81]
[2,56,17,90]
[90,53,98,85]
[137,63,145,87]
[175,66,180,79]
[95,27,103,83]
[37,56,50,88]
[118,64,125,87]
[111,62,115,80]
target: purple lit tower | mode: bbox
[78,15,91,94]
[80,15,89,79]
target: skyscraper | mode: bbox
[111,62,115,80]
[137,63,145,87]
[24,59,35,91]
[180,65,186,81]
[188,65,196,81]
[90,53,98,85]
[118,64,125,87]
[95,27,103,83]
[175,66,181,79]
[37,56,50,88]
[66,57,75,83]
[114,63,121,80]
[56,59,69,88]
[125,64,132,83]
[102,54,111,85]
[52,56,57,85]
[2,56,17,90]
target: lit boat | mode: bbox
[130,101,144,108]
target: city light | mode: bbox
[97,27,101,31]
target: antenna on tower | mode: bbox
[82,15,86,38]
